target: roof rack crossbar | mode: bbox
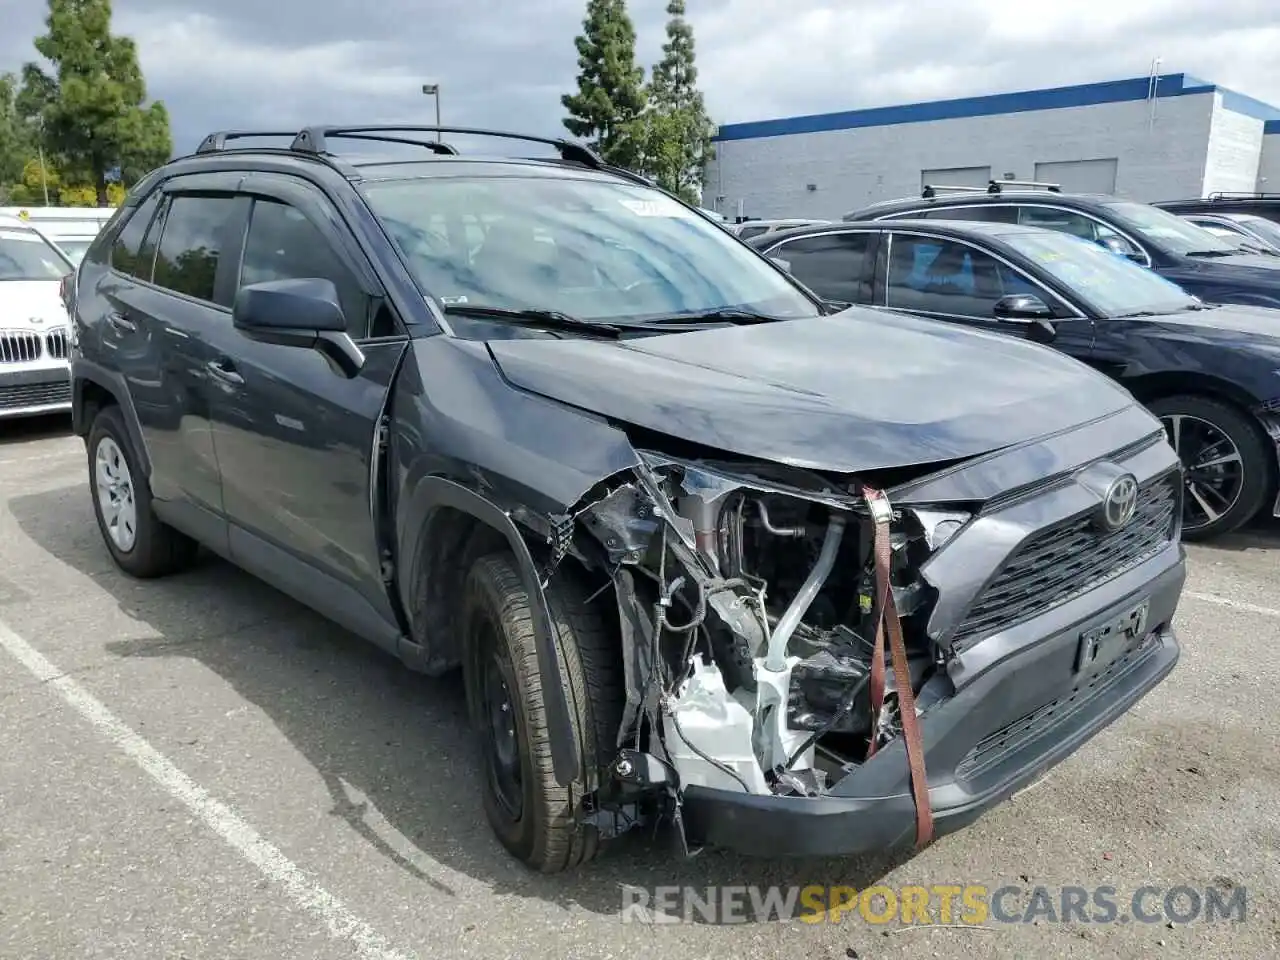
[195,130,302,154]
[986,178,1061,194]
[920,183,988,199]
[290,125,602,167]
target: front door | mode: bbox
[202,175,409,627]
[875,230,1096,361]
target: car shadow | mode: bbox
[8,483,913,921]
[1197,514,1280,553]
[0,413,74,447]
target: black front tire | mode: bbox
[462,553,624,872]
[87,405,199,577]
[1148,394,1273,541]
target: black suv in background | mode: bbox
[844,183,1280,308]
[67,126,1183,871]
[750,218,1280,539]
[1156,193,1280,226]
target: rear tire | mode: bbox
[462,552,624,872]
[1148,394,1272,541]
[87,405,199,577]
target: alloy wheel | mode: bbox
[1161,413,1244,533]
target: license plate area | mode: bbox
[1076,599,1149,676]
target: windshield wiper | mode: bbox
[1113,310,1164,318]
[441,304,629,335]
[649,308,783,325]
[1184,249,1236,258]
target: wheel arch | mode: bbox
[1124,370,1264,420]
[397,475,582,787]
[71,360,152,478]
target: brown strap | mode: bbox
[863,486,934,848]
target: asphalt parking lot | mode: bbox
[1,415,1277,960]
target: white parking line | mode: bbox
[1186,591,1280,619]
[0,616,416,960]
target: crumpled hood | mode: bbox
[0,280,67,329]
[487,307,1138,473]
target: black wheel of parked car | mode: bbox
[87,405,200,578]
[462,552,624,872]
[1147,395,1273,540]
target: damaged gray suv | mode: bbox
[68,126,1184,871]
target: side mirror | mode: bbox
[233,278,365,377]
[769,256,792,273]
[993,293,1053,320]
[1098,235,1145,264]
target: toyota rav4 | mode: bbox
[68,125,1183,871]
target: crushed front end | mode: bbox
[569,420,1184,856]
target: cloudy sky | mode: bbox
[3,0,1279,156]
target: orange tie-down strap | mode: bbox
[862,485,934,848]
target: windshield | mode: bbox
[1001,229,1200,317]
[360,175,820,323]
[53,238,93,264]
[1239,215,1280,248]
[1101,201,1237,255]
[0,227,71,281]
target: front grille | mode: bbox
[955,633,1160,782]
[0,380,72,411]
[0,331,42,364]
[951,472,1179,649]
[45,328,69,360]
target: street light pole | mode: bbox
[421,83,441,142]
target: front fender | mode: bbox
[398,475,581,787]
[71,357,152,477]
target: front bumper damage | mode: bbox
[543,409,1185,856]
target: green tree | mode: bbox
[640,0,714,203]
[0,73,36,193]
[18,0,172,206]
[561,0,647,169]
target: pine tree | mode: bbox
[561,0,647,169]
[642,0,714,203]
[19,0,172,205]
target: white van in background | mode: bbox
[0,206,115,265]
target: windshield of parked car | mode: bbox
[1239,215,1280,248]
[1101,201,1237,255]
[0,227,71,281]
[1001,229,1201,317]
[360,175,820,324]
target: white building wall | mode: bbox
[1202,96,1264,196]
[706,94,1216,220]
[1259,133,1280,191]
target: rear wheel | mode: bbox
[87,405,199,577]
[1148,395,1272,540]
[462,552,623,872]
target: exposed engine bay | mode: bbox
[566,451,971,826]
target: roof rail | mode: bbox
[1206,191,1280,200]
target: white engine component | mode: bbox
[663,658,769,794]
[753,656,815,774]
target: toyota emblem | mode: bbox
[1098,474,1139,532]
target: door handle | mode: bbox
[206,358,245,385]
[106,312,136,333]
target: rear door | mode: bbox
[97,177,244,547]
[762,230,878,306]
[203,172,409,628]
[872,228,1096,358]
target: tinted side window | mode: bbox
[109,192,162,276]
[773,232,871,304]
[737,224,769,240]
[239,199,370,336]
[924,206,1019,223]
[152,195,238,303]
[1016,206,1106,240]
[885,234,1042,317]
